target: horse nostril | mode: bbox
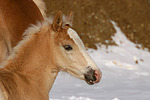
[86,66,91,69]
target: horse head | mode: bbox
[51,11,102,85]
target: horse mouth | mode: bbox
[85,77,95,85]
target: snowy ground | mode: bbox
[49,21,150,100]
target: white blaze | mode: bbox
[67,28,98,70]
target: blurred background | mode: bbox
[42,0,150,100]
[45,0,150,50]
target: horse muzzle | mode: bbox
[84,67,102,85]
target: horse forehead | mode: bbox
[67,28,84,47]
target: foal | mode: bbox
[0,11,102,100]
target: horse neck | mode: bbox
[4,26,59,93]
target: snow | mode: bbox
[49,21,150,100]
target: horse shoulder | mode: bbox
[0,0,44,63]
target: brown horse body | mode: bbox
[0,11,102,99]
[0,0,102,99]
[0,0,45,63]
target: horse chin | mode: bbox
[85,80,95,85]
[84,76,97,85]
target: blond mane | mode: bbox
[0,18,52,68]
[32,0,47,17]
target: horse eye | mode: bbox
[63,45,73,50]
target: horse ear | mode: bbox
[52,11,63,31]
[65,11,73,27]
[68,11,73,23]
